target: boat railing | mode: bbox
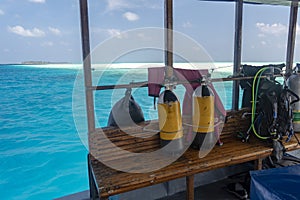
[89,74,282,91]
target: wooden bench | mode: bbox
[88,109,300,200]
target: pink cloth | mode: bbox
[147,67,164,97]
[174,68,208,116]
[147,67,226,118]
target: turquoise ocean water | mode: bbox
[0,62,269,199]
[0,65,88,199]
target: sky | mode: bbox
[0,0,299,64]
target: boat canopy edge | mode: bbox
[198,0,298,6]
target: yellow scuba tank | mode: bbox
[192,84,215,150]
[158,89,184,152]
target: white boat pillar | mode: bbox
[286,0,299,75]
[232,0,243,110]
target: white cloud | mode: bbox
[8,25,45,37]
[135,33,155,42]
[146,3,161,10]
[41,41,53,46]
[256,22,287,36]
[28,0,46,3]
[123,12,139,21]
[0,9,4,15]
[258,33,265,38]
[261,41,267,46]
[60,41,69,46]
[105,0,160,13]
[183,21,192,28]
[90,27,103,34]
[107,28,122,38]
[91,27,127,39]
[106,0,130,11]
[48,27,61,35]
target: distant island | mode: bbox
[21,61,71,65]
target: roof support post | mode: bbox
[164,0,174,81]
[79,0,95,133]
[232,0,243,111]
[286,0,299,75]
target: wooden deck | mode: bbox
[88,109,300,199]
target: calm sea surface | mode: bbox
[0,63,236,199]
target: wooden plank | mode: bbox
[186,175,194,200]
[88,109,252,177]
[255,158,263,170]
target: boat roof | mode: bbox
[200,0,298,6]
